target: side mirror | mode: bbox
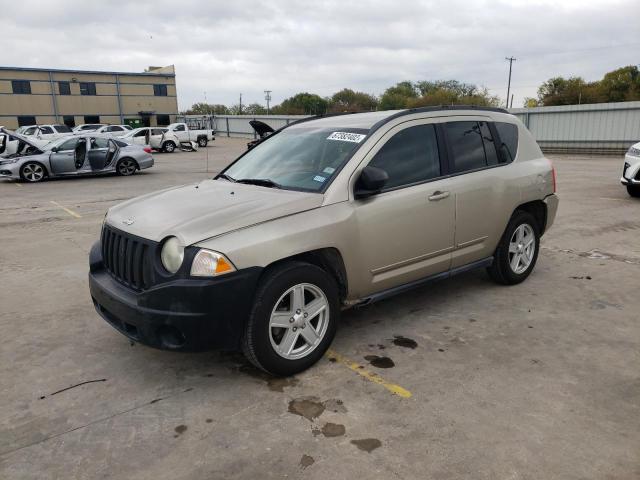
[51,146,59,153]
[354,166,389,199]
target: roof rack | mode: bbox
[369,105,509,133]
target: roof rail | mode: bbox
[369,104,509,133]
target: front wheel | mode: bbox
[20,162,46,182]
[242,262,339,376]
[487,210,540,285]
[197,137,208,148]
[627,185,640,198]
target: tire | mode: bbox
[197,137,208,148]
[242,262,340,376]
[627,185,640,198]
[487,210,540,285]
[162,141,176,153]
[20,162,46,183]
[116,158,138,176]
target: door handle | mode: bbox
[428,190,450,201]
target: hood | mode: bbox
[106,179,324,245]
[0,128,41,150]
[249,120,275,138]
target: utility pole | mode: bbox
[505,56,516,109]
[239,93,243,115]
[264,90,272,115]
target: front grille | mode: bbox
[101,225,153,290]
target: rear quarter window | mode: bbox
[495,122,519,162]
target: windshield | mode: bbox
[222,126,368,192]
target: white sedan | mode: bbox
[95,125,133,137]
[621,142,640,197]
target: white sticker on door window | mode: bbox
[327,132,366,143]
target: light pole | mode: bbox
[505,56,516,109]
[264,90,272,115]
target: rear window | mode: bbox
[495,122,519,162]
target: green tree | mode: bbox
[378,81,419,110]
[329,88,378,112]
[243,103,267,115]
[271,93,329,115]
[523,97,539,108]
[599,65,640,102]
[184,102,228,115]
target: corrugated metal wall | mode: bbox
[186,102,640,154]
[509,101,640,153]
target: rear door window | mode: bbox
[479,121,500,166]
[446,122,486,173]
[368,124,441,189]
[495,122,519,162]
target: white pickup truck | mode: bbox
[164,123,215,151]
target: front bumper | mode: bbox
[621,155,640,185]
[0,161,21,179]
[88,241,262,351]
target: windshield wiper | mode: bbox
[236,178,282,189]
[216,173,236,182]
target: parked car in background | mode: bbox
[95,125,132,137]
[165,122,214,150]
[18,124,73,141]
[621,142,640,197]
[88,106,558,376]
[73,124,106,133]
[247,120,275,150]
[121,127,168,150]
[0,127,153,182]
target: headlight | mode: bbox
[160,236,184,274]
[190,249,236,277]
[628,147,640,157]
[0,158,19,165]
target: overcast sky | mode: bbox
[4,0,639,109]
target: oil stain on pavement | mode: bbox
[321,423,346,437]
[351,438,382,452]
[364,355,395,368]
[392,335,418,349]
[288,397,326,420]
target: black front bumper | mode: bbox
[88,241,262,351]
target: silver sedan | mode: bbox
[0,128,154,183]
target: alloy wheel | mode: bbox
[22,163,44,182]
[268,283,329,360]
[118,159,136,175]
[508,223,535,274]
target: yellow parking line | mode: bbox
[50,200,82,218]
[326,349,412,398]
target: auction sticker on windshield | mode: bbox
[327,132,366,143]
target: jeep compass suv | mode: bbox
[89,106,558,376]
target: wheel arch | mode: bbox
[513,200,547,235]
[259,248,348,302]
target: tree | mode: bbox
[378,81,419,110]
[328,88,378,112]
[183,102,228,115]
[523,97,539,108]
[599,65,640,102]
[243,103,267,115]
[271,93,329,115]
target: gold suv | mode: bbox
[89,106,558,375]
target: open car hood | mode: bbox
[0,127,44,157]
[249,120,275,138]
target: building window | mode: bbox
[80,82,97,96]
[153,84,168,96]
[12,80,31,94]
[17,116,37,127]
[84,115,100,124]
[63,116,76,128]
[156,114,170,126]
[59,81,71,95]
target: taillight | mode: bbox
[143,147,152,153]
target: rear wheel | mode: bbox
[242,262,339,376]
[116,158,137,176]
[162,141,176,153]
[20,162,46,182]
[627,185,640,198]
[487,210,540,285]
[197,137,208,148]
